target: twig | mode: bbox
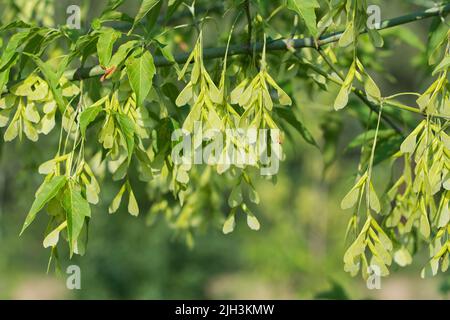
[63,4,450,80]
[296,51,404,135]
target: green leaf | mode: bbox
[132,0,161,31]
[0,20,31,33]
[341,187,360,210]
[101,0,125,17]
[438,203,450,228]
[369,183,381,213]
[176,83,193,107]
[116,114,136,163]
[344,232,367,273]
[400,133,417,154]
[433,56,450,75]
[427,19,448,65]
[334,64,355,110]
[265,73,292,106]
[141,0,163,33]
[182,100,202,132]
[0,30,31,71]
[239,85,253,107]
[43,221,67,248]
[11,75,48,100]
[364,74,381,103]
[39,159,57,175]
[222,212,236,235]
[228,184,243,208]
[249,187,260,205]
[74,222,89,256]
[25,103,40,123]
[62,186,91,256]
[367,28,384,48]
[419,214,430,238]
[338,21,355,48]
[112,159,128,181]
[126,50,155,108]
[23,119,38,142]
[0,68,10,92]
[341,174,367,210]
[285,0,319,36]
[108,40,139,68]
[21,176,67,235]
[79,106,101,137]
[276,108,318,148]
[4,118,19,141]
[127,187,139,216]
[80,97,108,137]
[421,258,440,278]
[165,0,183,21]
[370,218,392,251]
[26,54,67,112]
[338,22,354,47]
[0,109,11,127]
[97,28,121,67]
[230,80,248,104]
[394,247,412,267]
[243,204,260,231]
[247,215,261,231]
[109,184,126,214]
[176,169,189,184]
[86,182,100,205]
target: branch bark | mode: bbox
[65,4,450,80]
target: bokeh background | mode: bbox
[0,0,449,299]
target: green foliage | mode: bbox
[0,0,450,283]
[126,49,155,108]
[285,0,320,36]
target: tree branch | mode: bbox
[65,3,450,80]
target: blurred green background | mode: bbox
[0,0,449,299]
